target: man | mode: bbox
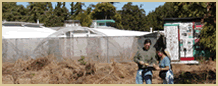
[134,39,156,84]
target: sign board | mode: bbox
[164,24,180,61]
[179,23,194,58]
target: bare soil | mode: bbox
[2,56,216,84]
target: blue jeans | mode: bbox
[163,70,174,84]
[163,79,174,84]
[136,69,152,84]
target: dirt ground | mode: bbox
[2,55,216,84]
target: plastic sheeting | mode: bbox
[2,26,159,63]
[91,28,151,36]
[2,26,57,39]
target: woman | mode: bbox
[153,49,174,84]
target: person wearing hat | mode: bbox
[153,48,174,84]
[134,39,156,84]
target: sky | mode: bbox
[16,2,165,15]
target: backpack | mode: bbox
[159,56,172,79]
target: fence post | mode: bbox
[16,39,18,60]
[107,37,109,63]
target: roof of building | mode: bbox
[2,21,44,26]
[90,28,151,37]
[64,20,80,23]
[48,26,152,37]
[2,25,56,39]
[163,17,203,22]
[93,19,115,23]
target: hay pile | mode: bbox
[2,55,216,84]
[2,56,137,84]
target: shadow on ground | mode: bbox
[174,70,216,84]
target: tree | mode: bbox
[74,5,93,27]
[144,2,178,31]
[62,2,70,21]
[75,10,92,27]
[91,2,123,29]
[26,2,50,23]
[43,2,55,27]
[109,2,119,5]
[2,2,28,21]
[53,2,62,17]
[70,2,85,19]
[2,2,16,21]
[162,2,177,18]
[200,2,216,57]
[44,2,69,27]
[111,12,123,29]
[174,2,208,18]
[91,2,116,19]
[70,2,75,17]
[172,2,216,54]
[44,15,63,27]
[86,7,92,15]
[71,2,85,19]
[118,2,146,31]
[49,2,70,27]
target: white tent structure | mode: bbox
[2,21,57,62]
[48,26,151,37]
[2,22,57,39]
[39,26,152,62]
[90,28,151,36]
[2,21,198,64]
[2,20,158,63]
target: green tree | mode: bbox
[86,7,92,14]
[75,10,92,27]
[109,2,119,5]
[44,15,63,27]
[44,2,56,27]
[91,2,123,29]
[200,2,216,55]
[91,2,116,19]
[172,2,216,54]
[73,5,93,27]
[174,2,207,18]
[2,2,28,21]
[162,2,177,18]
[50,2,70,27]
[2,2,17,21]
[26,2,50,23]
[111,12,123,29]
[70,2,75,19]
[119,2,146,31]
[53,2,62,17]
[144,2,177,31]
[72,2,85,19]
[146,11,157,31]
[62,2,70,21]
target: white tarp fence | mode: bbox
[3,25,166,63]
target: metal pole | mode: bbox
[70,32,72,59]
[15,39,18,60]
[178,25,181,61]
[107,37,109,63]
